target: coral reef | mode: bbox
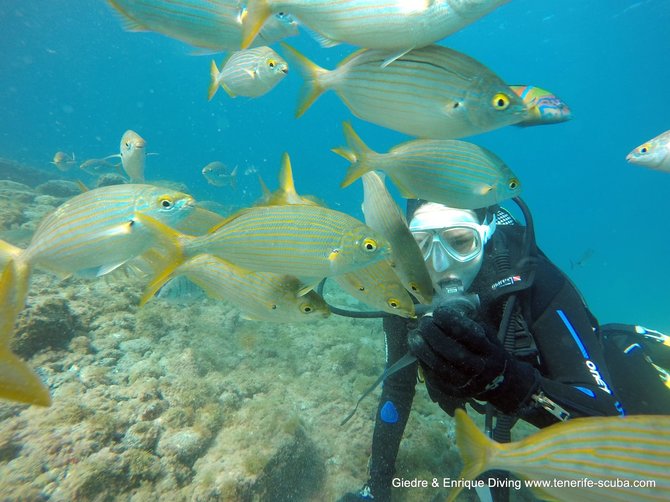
[0,177,504,502]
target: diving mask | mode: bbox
[409,203,496,290]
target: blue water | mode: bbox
[1,0,668,330]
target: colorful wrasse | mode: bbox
[146,253,330,322]
[282,44,526,139]
[626,130,670,172]
[201,161,238,188]
[510,84,572,127]
[449,409,670,502]
[333,259,415,318]
[51,151,77,172]
[359,171,432,304]
[208,46,288,100]
[108,0,298,51]
[242,0,510,51]
[335,123,521,209]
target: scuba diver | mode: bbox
[338,198,670,502]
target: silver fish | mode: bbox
[626,130,670,172]
[283,44,526,139]
[335,122,522,209]
[208,46,288,99]
[201,161,238,188]
[108,0,298,51]
[243,0,510,51]
[360,171,433,304]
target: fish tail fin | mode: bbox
[278,152,298,198]
[208,59,221,101]
[335,122,375,188]
[0,260,51,407]
[280,43,328,118]
[241,0,272,49]
[447,409,501,502]
[133,213,190,306]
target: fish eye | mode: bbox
[362,238,378,252]
[300,303,313,314]
[409,282,419,292]
[492,93,510,110]
[639,144,650,154]
[387,298,400,309]
[508,178,520,190]
[159,196,174,209]
[268,59,276,68]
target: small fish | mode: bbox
[147,254,330,322]
[51,151,77,171]
[105,130,148,182]
[79,157,123,175]
[242,0,510,52]
[448,408,670,502]
[626,130,670,172]
[570,248,594,269]
[208,47,288,99]
[360,171,433,304]
[333,260,416,318]
[335,122,521,209]
[0,184,195,407]
[510,84,572,127]
[282,44,526,139]
[202,161,238,188]
[108,0,298,51]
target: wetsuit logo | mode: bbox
[585,360,612,395]
[491,275,522,290]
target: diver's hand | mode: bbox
[408,305,538,413]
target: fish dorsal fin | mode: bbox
[75,180,89,193]
[278,152,299,201]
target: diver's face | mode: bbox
[409,204,489,291]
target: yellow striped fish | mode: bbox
[108,0,298,51]
[282,44,526,139]
[359,171,432,305]
[335,123,521,209]
[1,184,194,278]
[145,254,330,322]
[208,47,288,100]
[0,185,194,407]
[333,260,415,318]
[242,0,509,51]
[510,84,573,127]
[187,204,391,278]
[449,409,670,502]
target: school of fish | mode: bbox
[7,1,667,500]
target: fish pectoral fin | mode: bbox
[380,49,412,68]
[297,281,321,297]
[96,261,130,277]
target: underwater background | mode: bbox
[0,1,669,500]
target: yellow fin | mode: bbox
[76,179,89,192]
[337,122,376,188]
[0,261,50,406]
[280,43,328,118]
[241,0,272,49]
[208,59,221,101]
[447,409,501,502]
[133,213,188,306]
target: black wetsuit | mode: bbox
[366,222,670,498]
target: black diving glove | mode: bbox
[408,305,539,415]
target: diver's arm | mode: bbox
[367,316,418,496]
[520,260,621,427]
